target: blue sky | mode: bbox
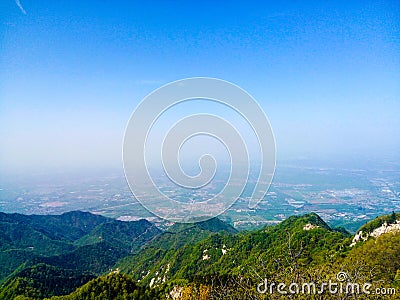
[0,0,399,171]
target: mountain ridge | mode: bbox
[1,211,399,299]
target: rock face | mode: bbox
[303,223,320,231]
[351,220,400,247]
[350,230,367,246]
[202,254,210,260]
[369,220,400,237]
[170,286,183,300]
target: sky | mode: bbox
[0,0,399,173]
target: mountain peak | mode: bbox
[167,217,237,234]
[351,211,400,246]
[277,212,332,232]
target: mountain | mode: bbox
[0,211,106,284]
[0,211,161,297]
[350,211,400,246]
[0,211,109,279]
[48,273,163,300]
[75,219,160,250]
[1,211,399,299]
[115,217,237,284]
[0,211,108,245]
[33,219,160,275]
[116,213,350,286]
[0,264,95,300]
[144,217,237,250]
[357,211,400,235]
[1,270,163,300]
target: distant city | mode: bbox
[1,158,398,233]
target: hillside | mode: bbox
[140,217,237,251]
[0,264,96,300]
[0,211,108,245]
[0,211,105,284]
[47,273,163,300]
[0,211,399,299]
[115,217,237,283]
[115,213,350,286]
[0,211,161,297]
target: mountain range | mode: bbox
[0,211,399,299]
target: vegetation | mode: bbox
[0,264,95,299]
[0,211,398,299]
[358,211,400,234]
[0,211,161,297]
[48,273,163,300]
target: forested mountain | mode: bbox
[114,217,237,286]
[48,273,163,300]
[0,264,95,300]
[1,211,399,299]
[0,211,161,298]
[0,211,108,246]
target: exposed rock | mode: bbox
[303,223,320,231]
[170,286,183,300]
[221,244,227,255]
[149,277,155,288]
[202,254,210,260]
[351,220,400,247]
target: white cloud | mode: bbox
[15,0,27,15]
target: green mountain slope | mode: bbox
[148,217,236,250]
[0,211,108,244]
[0,211,162,297]
[357,211,400,235]
[75,219,161,251]
[0,264,95,300]
[48,273,163,300]
[115,217,237,283]
[1,211,399,300]
[30,219,162,274]
[112,213,345,288]
[0,211,107,284]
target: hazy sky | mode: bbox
[1,0,399,172]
